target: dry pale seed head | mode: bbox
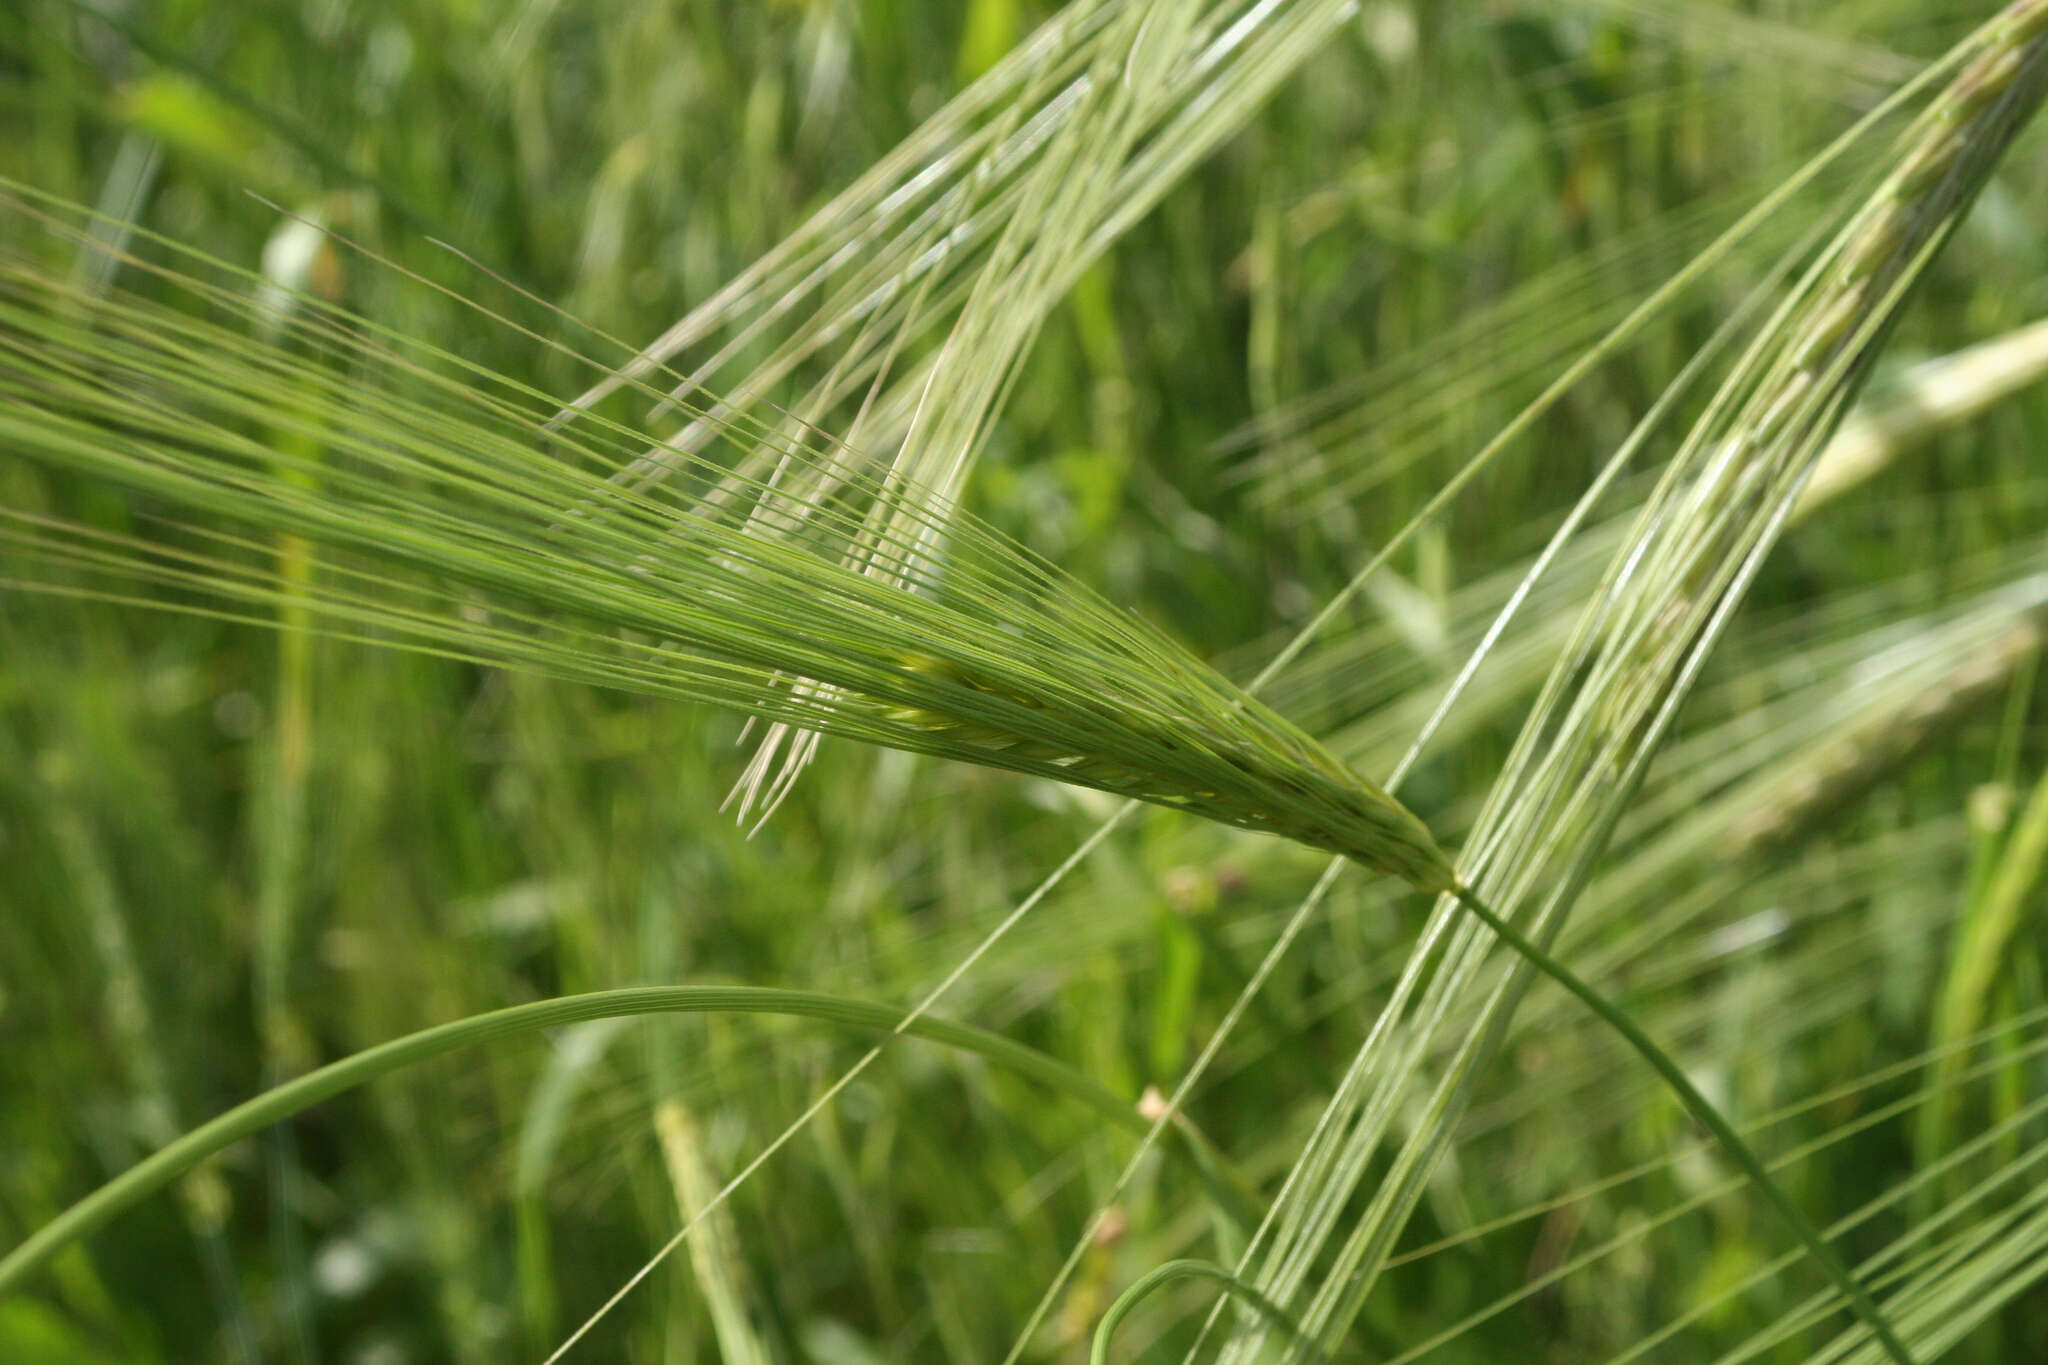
[1720,611,2048,861]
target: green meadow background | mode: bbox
[6,1,2048,1362]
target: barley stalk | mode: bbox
[1578,4,2048,789]
[1215,8,2048,1361]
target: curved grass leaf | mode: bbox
[0,983,1258,1297]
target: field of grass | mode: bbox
[6,1,2048,1362]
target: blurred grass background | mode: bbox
[6,1,2048,1362]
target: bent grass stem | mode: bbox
[1445,881,1915,1365]
[1091,1260,1303,1364]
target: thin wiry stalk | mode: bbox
[1638,1115,2048,1365]
[1421,1081,2048,1365]
[1443,881,1916,1365]
[1390,1004,2048,1275]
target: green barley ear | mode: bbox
[1212,7,2048,1360]
[0,185,1456,895]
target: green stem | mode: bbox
[1090,1260,1303,1365]
[1449,884,1915,1365]
[0,985,1257,1297]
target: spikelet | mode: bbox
[0,186,1456,895]
[1579,0,2048,774]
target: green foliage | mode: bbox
[7,2,2048,1364]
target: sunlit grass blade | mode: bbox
[651,1099,774,1365]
